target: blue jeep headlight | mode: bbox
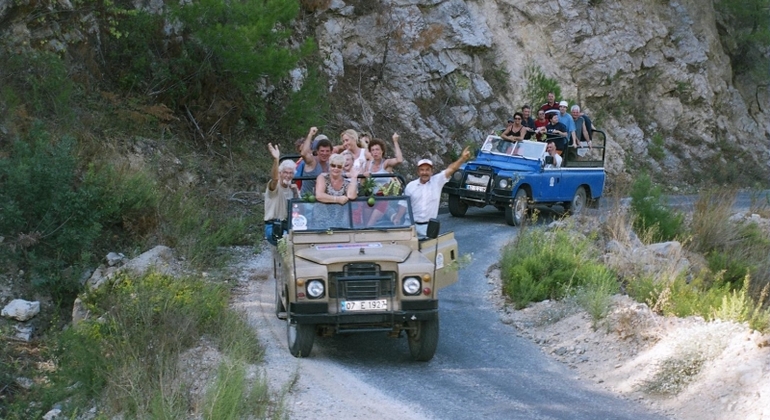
[452,170,463,182]
[497,177,512,189]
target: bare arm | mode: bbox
[384,133,404,170]
[346,167,359,200]
[267,143,280,191]
[300,126,318,170]
[444,146,472,179]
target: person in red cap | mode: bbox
[394,147,472,236]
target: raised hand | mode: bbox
[268,143,280,160]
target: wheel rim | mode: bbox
[514,192,527,221]
[572,187,586,214]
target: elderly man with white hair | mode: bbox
[265,142,299,245]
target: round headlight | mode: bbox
[452,170,463,181]
[403,277,421,295]
[306,280,325,298]
[498,178,508,189]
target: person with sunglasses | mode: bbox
[501,112,527,142]
[315,153,359,205]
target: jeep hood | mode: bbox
[295,243,412,265]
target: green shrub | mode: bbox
[500,225,615,309]
[573,265,620,327]
[523,65,561,110]
[629,173,684,242]
[1,50,75,122]
[46,271,271,417]
[0,127,159,302]
[648,132,665,161]
[157,190,249,267]
[715,0,770,78]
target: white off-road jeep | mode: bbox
[270,183,459,361]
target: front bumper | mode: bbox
[289,299,438,325]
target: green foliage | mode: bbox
[524,65,561,109]
[573,266,620,327]
[44,271,271,417]
[715,0,770,78]
[105,0,319,136]
[629,173,684,243]
[648,132,665,161]
[0,126,159,302]
[500,225,615,309]
[1,50,75,122]
[157,190,249,267]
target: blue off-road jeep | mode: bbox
[442,131,606,225]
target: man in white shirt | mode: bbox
[394,147,471,237]
[544,140,562,168]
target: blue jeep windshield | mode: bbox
[480,136,546,160]
[289,197,413,231]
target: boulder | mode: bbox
[1,299,40,321]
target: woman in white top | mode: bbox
[340,129,371,171]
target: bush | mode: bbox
[42,271,271,418]
[715,0,770,78]
[1,50,75,123]
[629,173,684,242]
[0,126,159,302]
[500,225,616,309]
[523,65,561,110]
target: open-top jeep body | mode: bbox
[271,179,459,361]
[442,132,606,226]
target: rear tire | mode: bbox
[287,314,315,357]
[567,186,587,215]
[407,317,439,362]
[505,189,529,226]
[448,194,468,217]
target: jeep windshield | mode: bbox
[480,135,546,161]
[289,196,414,232]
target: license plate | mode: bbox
[340,299,387,312]
[466,184,486,192]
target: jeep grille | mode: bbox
[329,263,395,300]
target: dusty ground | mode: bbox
[487,266,770,420]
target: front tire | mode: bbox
[448,194,468,217]
[407,317,439,362]
[287,314,315,357]
[567,186,587,215]
[505,189,529,226]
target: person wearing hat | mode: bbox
[299,127,333,195]
[393,146,472,237]
[558,100,577,149]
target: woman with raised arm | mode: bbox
[366,133,403,176]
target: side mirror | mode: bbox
[544,155,553,165]
[271,220,284,242]
[426,219,440,239]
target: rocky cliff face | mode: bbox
[310,0,769,188]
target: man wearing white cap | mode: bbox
[394,147,472,237]
[558,100,577,148]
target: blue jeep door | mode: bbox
[536,166,563,202]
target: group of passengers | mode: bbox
[499,92,595,166]
[264,125,472,242]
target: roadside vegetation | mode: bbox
[0,0,324,416]
[2,271,285,419]
[501,176,770,334]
